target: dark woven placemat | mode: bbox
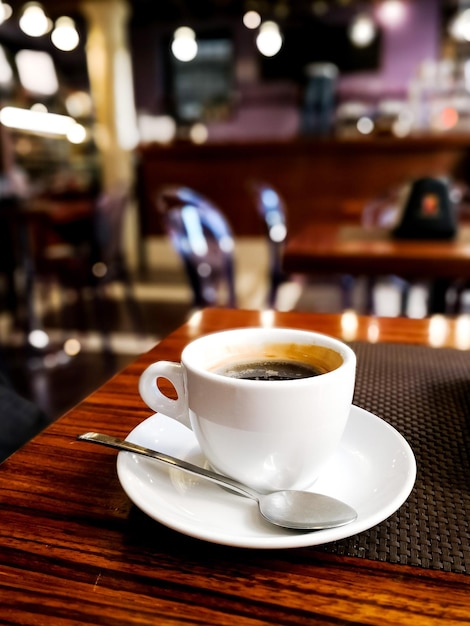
[321,341,470,574]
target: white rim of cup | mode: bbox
[180,327,356,385]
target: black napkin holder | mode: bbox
[392,177,457,240]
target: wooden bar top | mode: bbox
[1,308,470,624]
[137,135,470,236]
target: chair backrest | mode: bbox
[92,186,129,272]
[361,185,408,229]
[249,181,287,307]
[156,185,236,308]
[93,190,129,263]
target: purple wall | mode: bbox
[382,0,440,88]
[338,0,442,101]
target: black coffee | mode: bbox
[214,359,323,381]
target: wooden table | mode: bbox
[283,222,470,313]
[0,195,95,338]
[283,223,470,278]
[1,308,470,624]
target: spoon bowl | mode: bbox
[259,490,357,530]
[78,432,357,531]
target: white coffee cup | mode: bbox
[139,327,356,492]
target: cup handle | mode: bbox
[138,361,191,429]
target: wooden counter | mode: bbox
[136,135,470,237]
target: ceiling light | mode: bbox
[449,8,470,41]
[357,116,374,135]
[1,3,13,21]
[0,2,11,25]
[67,122,87,144]
[27,329,49,349]
[256,21,283,57]
[15,49,58,95]
[63,338,81,356]
[375,0,407,29]
[51,16,79,51]
[0,106,76,136]
[243,10,261,29]
[19,2,50,37]
[349,14,376,47]
[65,90,92,118]
[171,26,198,62]
[30,102,47,112]
[190,122,208,144]
[138,114,176,144]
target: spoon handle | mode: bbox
[78,432,258,500]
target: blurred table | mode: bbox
[0,194,95,340]
[283,222,470,313]
[1,307,470,624]
[0,197,42,335]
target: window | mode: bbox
[170,38,233,122]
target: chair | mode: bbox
[361,185,411,315]
[155,186,236,308]
[248,181,287,308]
[31,185,143,351]
[249,181,354,310]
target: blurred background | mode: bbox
[1,0,470,447]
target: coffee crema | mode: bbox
[207,342,343,381]
[212,359,324,381]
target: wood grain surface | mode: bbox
[1,308,470,625]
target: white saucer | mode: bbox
[117,405,416,549]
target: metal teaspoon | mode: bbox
[78,432,357,531]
